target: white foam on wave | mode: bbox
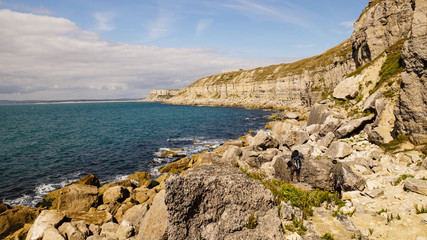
[3,178,76,207]
[147,137,227,177]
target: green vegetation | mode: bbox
[321,233,335,240]
[243,170,345,219]
[247,212,257,229]
[393,174,414,186]
[376,208,388,214]
[415,204,427,214]
[190,39,353,87]
[381,134,408,152]
[354,94,364,102]
[284,218,307,235]
[383,89,394,98]
[369,228,374,235]
[387,213,394,223]
[242,170,345,235]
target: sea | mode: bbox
[0,102,272,207]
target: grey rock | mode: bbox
[333,75,364,100]
[221,145,242,164]
[394,0,427,144]
[362,90,384,112]
[338,215,359,233]
[251,130,279,150]
[319,115,342,137]
[365,189,384,198]
[279,201,303,221]
[404,178,427,196]
[317,132,335,148]
[100,222,119,239]
[258,148,279,163]
[135,190,168,240]
[281,130,309,148]
[26,210,65,240]
[335,115,374,139]
[352,0,413,67]
[58,222,85,240]
[164,164,283,240]
[307,103,331,126]
[283,112,299,120]
[306,124,321,135]
[326,141,353,159]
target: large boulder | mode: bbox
[102,186,130,204]
[273,156,365,191]
[164,164,283,240]
[326,141,353,159]
[281,130,309,148]
[319,115,342,137]
[25,210,65,240]
[250,130,279,150]
[57,184,99,212]
[333,75,364,100]
[74,174,101,187]
[58,222,87,240]
[0,206,40,239]
[307,103,331,126]
[135,190,168,240]
[221,145,242,164]
[127,171,151,188]
[335,115,374,139]
[121,204,149,234]
[404,178,427,196]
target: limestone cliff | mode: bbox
[146,0,426,144]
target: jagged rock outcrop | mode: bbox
[395,0,427,144]
[351,0,414,67]
[164,164,284,240]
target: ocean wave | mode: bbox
[3,178,76,207]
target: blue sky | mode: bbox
[0,0,368,100]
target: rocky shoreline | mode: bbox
[1,98,426,239]
[2,0,427,239]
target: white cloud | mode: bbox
[93,11,115,31]
[223,0,309,28]
[0,9,269,100]
[195,18,213,37]
[340,21,354,28]
[144,8,175,42]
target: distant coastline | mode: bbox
[0,98,145,105]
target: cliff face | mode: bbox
[352,0,414,68]
[159,40,355,110]
[394,0,427,144]
[146,0,426,144]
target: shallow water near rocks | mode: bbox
[0,102,271,206]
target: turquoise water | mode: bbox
[0,102,270,206]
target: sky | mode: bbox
[0,0,368,101]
